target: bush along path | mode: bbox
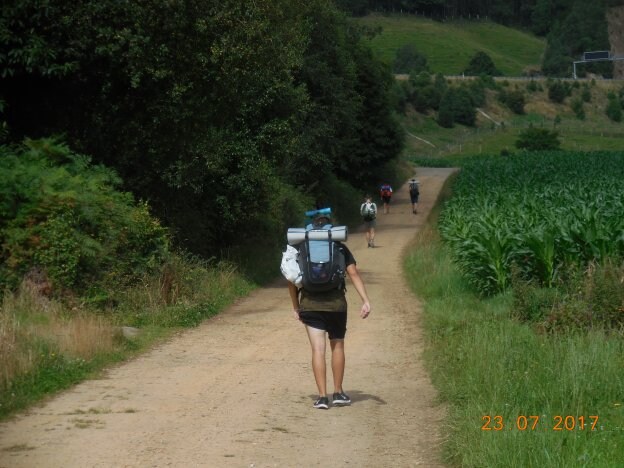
[0,168,455,467]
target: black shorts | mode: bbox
[410,193,419,203]
[381,196,391,204]
[298,311,347,340]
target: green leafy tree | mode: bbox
[437,87,476,128]
[409,72,442,112]
[437,96,455,128]
[547,80,569,103]
[541,2,611,77]
[390,80,411,114]
[393,44,429,74]
[465,81,486,107]
[453,87,477,126]
[1,0,403,258]
[542,35,571,77]
[463,51,501,76]
[531,0,555,36]
[433,73,448,98]
[515,126,561,151]
[499,89,526,114]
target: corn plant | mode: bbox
[439,151,624,295]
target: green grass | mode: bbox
[358,14,545,75]
[0,256,255,420]
[404,180,624,467]
[404,116,624,159]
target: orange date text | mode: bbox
[481,415,599,431]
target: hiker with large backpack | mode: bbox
[409,178,420,214]
[283,209,372,410]
[360,194,377,248]
[379,182,393,214]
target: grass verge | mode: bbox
[0,255,254,420]
[404,177,624,467]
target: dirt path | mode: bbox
[0,168,455,468]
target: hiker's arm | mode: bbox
[346,264,371,319]
[287,282,301,320]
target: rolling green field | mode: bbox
[358,14,545,75]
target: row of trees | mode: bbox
[337,0,618,77]
[1,0,403,259]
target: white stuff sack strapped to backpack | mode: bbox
[280,245,303,286]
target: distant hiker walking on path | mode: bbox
[409,178,420,214]
[360,194,377,248]
[380,183,393,214]
[287,211,372,410]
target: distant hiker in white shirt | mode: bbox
[360,194,377,248]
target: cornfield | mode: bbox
[439,151,624,295]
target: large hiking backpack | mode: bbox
[380,184,392,198]
[361,202,377,222]
[409,180,420,195]
[286,226,348,292]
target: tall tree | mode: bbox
[1,0,403,256]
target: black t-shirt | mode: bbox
[299,242,355,313]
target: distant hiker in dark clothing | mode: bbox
[409,178,420,214]
[380,183,393,214]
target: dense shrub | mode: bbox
[408,71,444,112]
[453,88,477,126]
[437,87,476,128]
[393,44,429,74]
[464,81,486,108]
[514,261,624,332]
[515,126,560,151]
[547,80,570,103]
[463,51,501,76]
[390,80,410,114]
[498,88,526,114]
[0,139,169,293]
[437,98,455,128]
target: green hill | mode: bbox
[358,14,545,76]
[356,16,624,160]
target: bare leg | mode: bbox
[370,227,375,246]
[329,339,345,393]
[305,326,327,396]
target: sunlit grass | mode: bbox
[358,14,545,75]
[404,178,624,467]
[0,254,254,419]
